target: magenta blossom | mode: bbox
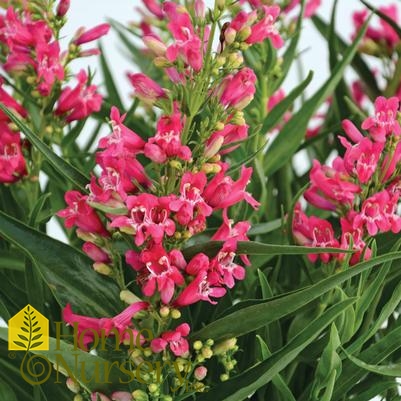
[74,23,110,45]
[127,73,166,103]
[151,323,190,357]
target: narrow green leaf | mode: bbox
[343,348,401,377]
[99,43,124,110]
[262,71,313,134]
[248,219,282,235]
[0,210,120,316]
[193,299,355,401]
[0,378,18,401]
[264,16,370,176]
[0,105,89,192]
[191,251,401,341]
[182,240,348,259]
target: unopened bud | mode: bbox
[171,309,181,319]
[213,338,237,355]
[220,373,229,381]
[217,0,225,10]
[169,160,182,170]
[143,36,167,56]
[111,392,133,401]
[45,126,53,135]
[194,366,207,381]
[215,56,226,68]
[132,390,149,401]
[224,27,237,45]
[93,262,113,276]
[228,52,243,69]
[73,396,84,401]
[26,76,36,85]
[230,111,246,125]
[66,378,80,393]
[193,340,203,350]
[204,136,224,159]
[160,306,170,318]
[154,56,173,68]
[237,27,251,42]
[120,290,142,305]
[148,383,158,393]
[201,347,213,359]
[201,163,222,174]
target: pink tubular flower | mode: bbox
[0,124,26,183]
[127,245,186,304]
[57,190,108,236]
[56,69,102,122]
[91,393,111,401]
[74,23,110,45]
[110,194,175,246]
[292,204,340,263]
[63,301,148,349]
[0,79,26,121]
[284,0,322,18]
[353,191,401,236]
[206,124,248,156]
[99,107,145,155]
[246,6,283,48]
[304,159,360,211]
[170,171,213,226]
[36,41,64,96]
[218,68,257,110]
[111,392,133,401]
[194,366,207,381]
[127,73,166,103]
[144,109,191,163]
[174,270,226,307]
[151,323,190,357]
[209,240,246,289]
[339,122,384,184]
[361,96,401,142]
[203,164,260,210]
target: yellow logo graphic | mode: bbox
[8,304,49,351]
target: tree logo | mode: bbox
[8,304,49,351]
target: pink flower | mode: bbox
[246,6,284,48]
[209,240,246,288]
[56,70,102,122]
[144,109,191,163]
[127,245,186,304]
[339,122,384,184]
[353,191,401,235]
[218,68,257,110]
[0,79,26,121]
[82,242,110,264]
[194,366,207,381]
[203,165,260,210]
[111,392,133,401]
[110,194,175,246]
[206,124,248,156]
[292,205,340,263]
[127,73,166,103]
[98,107,145,155]
[285,0,321,18]
[150,323,190,357]
[91,393,111,401]
[0,124,26,183]
[63,301,148,349]
[174,270,226,306]
[57,191,108,236]
[304,159,360,211]
[169,172,213,226]
[361,96,401,142]
[36,41,64,96]
[143,0,164,19]
[74,23,110,45]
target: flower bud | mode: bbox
[148,383,158,393]
[111,392,133,401]
[237,27,251,42]
[74,396,83,401]
[220,373,229,382]
[57,0,70,17]
[194,366,207,381]
[193,340,203,350]
[204,136,224,159]
[160,306,170,317]
[217,0,226,11]
[154,57,173,68]
[120,290,142,305]
[132,390,149,401]
[171,309,181,319]
[213,338,237,355]
[224,27,237,45]
[201,347,213,359]
[143,36,167,56]
[66,378,80,393]
[93,262,113,276]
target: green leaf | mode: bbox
[263,16,370,176]
[0,210,120,316]
[333,325,401,399]
[182,240,348,259]
[191,251,401,341]
[262,71,313,134]
[0,105,89,192]
[343,348,401,377]
[192,299,355,401]
[0,378,18,401]
[99,42,124,110]
[248,219,282,236]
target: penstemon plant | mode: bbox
[2,1,401,401]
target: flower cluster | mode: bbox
[293,96,401,265]
[0,0,107,183]
[56,0,287,398]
